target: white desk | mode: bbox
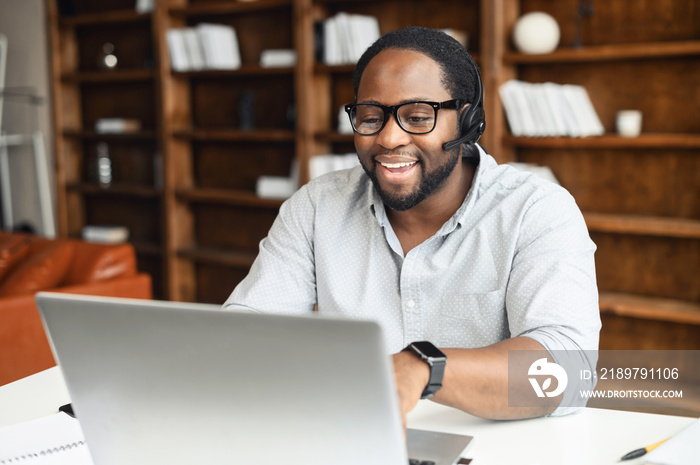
[0,367,696,465]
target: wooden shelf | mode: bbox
[59,9,151,27]
[599,292,700,325]
[314,63,357,75]
[584,213,700,239]
[315,131,354,143]
[503,133,700,149]
[176,188,284,209]
[504,40,700,64]
[61,69,156,83]
[177,247,257,268]
[173,128,295,143]
[131,241,163,257]
[315,53,481,74]
[63,129,157,140]
[174,65,294,78]
[169,0,292,16]
[66,183,160,199]
[48,0,698,311]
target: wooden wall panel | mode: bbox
[196,263,250,305]
[76,23,153,71]
[81,141,158,187]
[191,76,294,129]
[84,196,161,243]
[592,233,700,301]
[600,314,700,350]
[194,205,278,251]
[81,82,157,129]
[193,142,295,191]
[521,0,700,46]
[519,149,700,218]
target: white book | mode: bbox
[166,28,190,72]
[561,85,588,137]
[260,49,296,68]
[256,176,297,199]
[541,82,570,137]
[511,81,538,137]
[334,12,352,64]
[571,85,605,136]
[323,17,340,65]
[533,83,560,137]
[350,14,380,62]
[309,153,359,179]
[82,225,129,244]
[95,118,141,134]
[181,27,205,71]
[552,84,581,137]
[135,0,154,14]
[522,83,547,137]
[196,23,240,70]
[498,80,524,136]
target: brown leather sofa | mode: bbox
[0,231,152,386]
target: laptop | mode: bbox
[36,292,472,465]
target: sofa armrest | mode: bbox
[0,273,152,386]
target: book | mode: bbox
[499,80,604,138]
[135,0,154,14]
[165,28,189,72]
[319,12,380,65]
[498,80,524,136]
[196,23,241,70]
[0,413,93,464]
[259,49,297,68]
[94,118,141,134]
[309,153,359,180]
[181,27,205,71]
[81,225,129,244]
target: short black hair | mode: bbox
[353,26,479,105]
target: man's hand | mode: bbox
[391,350,430,430]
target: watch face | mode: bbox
[412,341,446,359]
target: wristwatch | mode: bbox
[404,341,447,399]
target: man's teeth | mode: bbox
[380,161,416,168]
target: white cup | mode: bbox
[616,110,643,138]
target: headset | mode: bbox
[441,55,486,154]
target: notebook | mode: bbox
[35,292,472,465]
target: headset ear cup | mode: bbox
[459,105,486,145]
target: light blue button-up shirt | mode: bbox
[225,149,601,407]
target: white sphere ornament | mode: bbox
[513,12,560,54]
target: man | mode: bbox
[225,27,600,423]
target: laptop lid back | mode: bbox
[36,292,407,465]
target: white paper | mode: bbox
[644,419,700,465]
[0,413,93,464]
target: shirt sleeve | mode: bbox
[223,184,317,314]
[505,188,601,416]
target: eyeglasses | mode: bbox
[344,99,461,136]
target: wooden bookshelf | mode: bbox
[47,0,699,361]
[489,0,700,360]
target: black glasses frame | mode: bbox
[344,99,462,136]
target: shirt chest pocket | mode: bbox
[439,288,506,321]
[436,289,509,347]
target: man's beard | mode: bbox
[360,147,460,212]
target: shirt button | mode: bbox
[407,300,416,308]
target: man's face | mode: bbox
[354,48,462,212]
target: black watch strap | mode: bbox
[404,341,447,399]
